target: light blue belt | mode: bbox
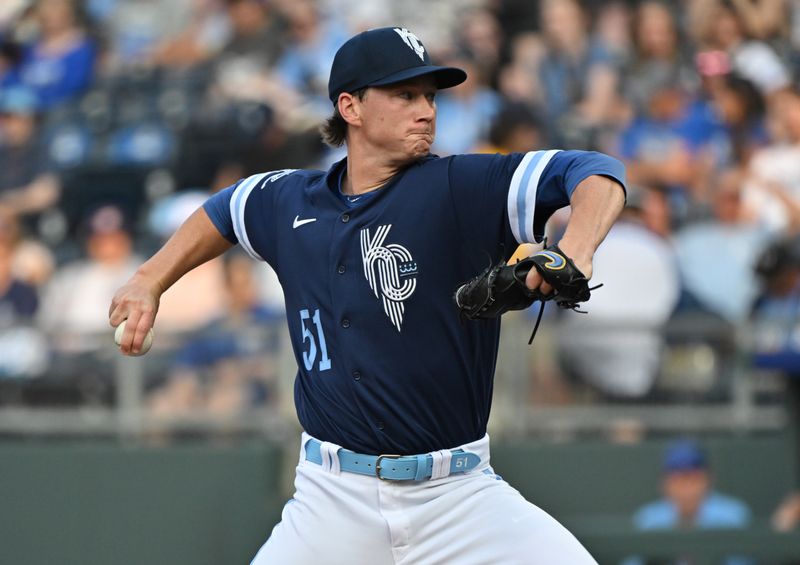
[304,439,481,481]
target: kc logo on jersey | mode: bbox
[360,225,418,332]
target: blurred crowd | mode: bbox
[3,0,800,417]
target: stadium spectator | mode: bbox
[686,0,788,45]
[623,438,753,565]
[148,250,283,420]
[616,82,703,221]
[212,0,286,102]
[0,214,47,378]
[534,0,621,148]
[693,0,790,95]
[273,0,349,118]
[0,205,54,291]
[37,204,141,355]
[100,0,196,70]
[0,86,60,220]
[476,101,545,155]
[189,1,330,175]
[492,0,539,42]
[705,73,767,169]
[749,235,800,533]
[205,0,320,148]
[147,0,231,70]
[1,0,97,111]
[638,181,673,239]
[593,1,632,68]
[497,31,547,111]
[637,439,752,527]
[621,1,698,118]
[432,54,500,155]
[0,214,36,322]
[744,87,800,233]
[751,234,800,355]
[673,168,771,322]
[454,8,503,87]
[0,33,23,81]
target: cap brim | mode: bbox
[369,65,467,90]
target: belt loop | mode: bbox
[300,436,310,465]
[319,441,342,475]
[414,454,428,481]
[430,450,453,480]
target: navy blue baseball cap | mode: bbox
[328,27,467,103]
[663,439,707,473]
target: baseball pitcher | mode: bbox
[109,27,626,564]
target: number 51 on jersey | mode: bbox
[300,308,331,372]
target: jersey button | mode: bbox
[341,318,350,328]
[352,370,361,381]
[377,421,385,430]
[337,264,346,274]
[341,213,350,223]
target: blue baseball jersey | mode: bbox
[203,150,625,454]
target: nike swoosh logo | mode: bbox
[293,215,317,229]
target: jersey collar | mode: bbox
[308,154,439,208]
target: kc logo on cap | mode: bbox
[327,27,467,103]
[393,28,425,61]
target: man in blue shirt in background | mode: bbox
[625,439,752,565]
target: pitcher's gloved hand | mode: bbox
[454,244,595,320]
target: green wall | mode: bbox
[0,443,283,565]
[0,437,795,565]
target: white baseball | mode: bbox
[114,320,154,356]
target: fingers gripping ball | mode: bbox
[114,320,154,356]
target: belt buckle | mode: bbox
[375,454,402,480]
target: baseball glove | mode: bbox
[454,244,600,342]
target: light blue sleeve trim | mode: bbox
[230,173,269,261]
[506,149,561,243]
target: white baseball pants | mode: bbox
[251,433,598,565]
